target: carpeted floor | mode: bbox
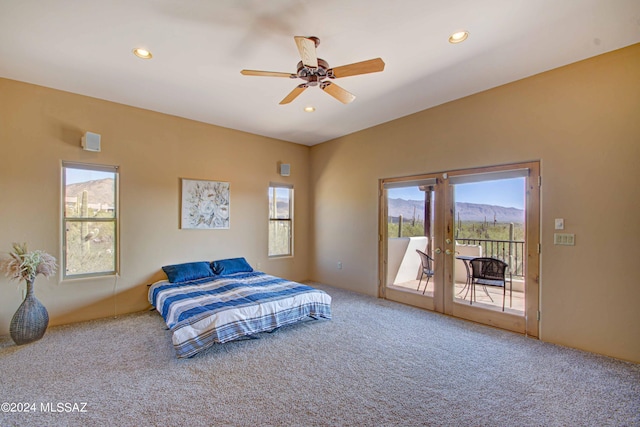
[0,283,638,427]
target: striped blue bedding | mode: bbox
[149,271,332,358]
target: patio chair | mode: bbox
[415,249,434,294]
[469,257,511,311]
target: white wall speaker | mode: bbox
[280,163,291,177]
[81,132,101,152]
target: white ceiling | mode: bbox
[1,0,639,146]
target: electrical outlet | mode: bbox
[554,233,575,246]
[554,218,564,230]
[337,261,343,270]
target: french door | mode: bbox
[379,162,540,336]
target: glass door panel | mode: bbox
[380,176,442,312]
[451,176,526,315]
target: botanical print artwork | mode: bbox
[181,179,230,229]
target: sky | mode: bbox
[389,177,525,209]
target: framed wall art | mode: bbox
[181,179,230,229]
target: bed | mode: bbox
[148,258,332,358]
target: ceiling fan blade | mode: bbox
[241,69,296,78]
[294,36,318,68]
[320,81,356,104]
[279,84,308,105]
[330,58,385,78]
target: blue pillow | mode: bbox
[162,261,214,283]
[211,257,254,275]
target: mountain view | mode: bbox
[66,178,115,207]
[65,182,523,223]
[388,198,524,223]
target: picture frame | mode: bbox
[180,178,230,229]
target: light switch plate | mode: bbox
[554,233,575,245]
[554,218,564,230]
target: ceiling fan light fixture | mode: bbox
[241,36,384,105]
[448,31,469,44]
[132,48,153,59]
[303,106,316,113]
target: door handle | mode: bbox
[435,248,442,254]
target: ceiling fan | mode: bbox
[240,36,385,105]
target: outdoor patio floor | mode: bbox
[390,279,525,314]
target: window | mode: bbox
[268,184,293,257]
[62,162,119,278]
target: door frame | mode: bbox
[378,161,540,337]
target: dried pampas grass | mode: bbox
[1,242,57,283]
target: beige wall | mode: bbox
[2,44,639,363]
[310,44,640,362]
[0,78,310,331]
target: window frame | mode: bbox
[61,161,120,280]
[268,183,294,258]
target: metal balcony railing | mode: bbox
[455,238,525,277]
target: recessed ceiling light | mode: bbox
[448,31,469,44]
[132,48,153,59]
[303,106,316,113]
